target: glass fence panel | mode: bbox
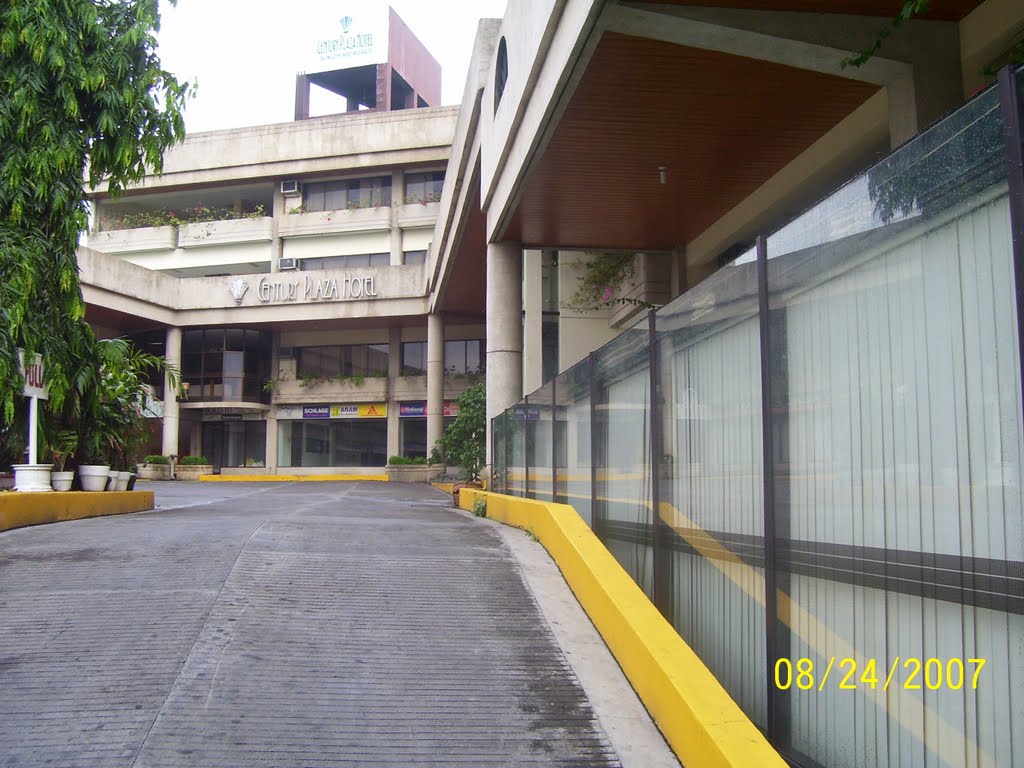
[655,247,767,727]
[766,86,1021,768]
[492,411,507,495]
[507,402,527,498]
[555,358,592,525]
[526,383,554,501]
[594,320,654,598]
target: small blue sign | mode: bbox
[302,406,330,419]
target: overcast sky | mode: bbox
[157,0,508,133]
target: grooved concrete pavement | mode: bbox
[0,482,623,767]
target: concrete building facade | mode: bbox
[76,2,1024,765]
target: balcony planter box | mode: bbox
[274,376,389,404]
[178,217,273,248]
[137,463,172,481]
[89,226,178,254]
[13,464,52,492]
[175,464,213,481]
[396,201,441,228]
[278,206,391,237]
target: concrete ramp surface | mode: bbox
[0,482,623,767]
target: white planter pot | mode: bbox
[13,464,53,492]
[114,471,131,491]
[78,464,111,492]
[51,470,75,491]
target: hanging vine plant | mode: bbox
[567,252,657,312]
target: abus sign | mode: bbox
[18,349,48,400]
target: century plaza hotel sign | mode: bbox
[228,274,379,305]
[305,7,389,75]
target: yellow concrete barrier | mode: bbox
[458,489,786,768]
[430,482,456,494]
[0,491,155,533]
[198,474,388,482]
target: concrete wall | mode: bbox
[89,107,459,194]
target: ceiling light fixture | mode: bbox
[658,165,668,185]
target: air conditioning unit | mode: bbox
[280,180,301,196]
[278,257,298,271]
[279,347,294,359]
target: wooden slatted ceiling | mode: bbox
[502,32,879,251]
[646,0,984,21]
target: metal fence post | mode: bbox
[998,66,1024,432]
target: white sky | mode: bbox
[156,0,508,133]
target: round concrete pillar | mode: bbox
[486,242,523,467]
[161,326,182,457]
[426,313,445,457]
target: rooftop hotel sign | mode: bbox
[228,274,379,306]
[303,8,388,75]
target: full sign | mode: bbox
[18,349,48,400]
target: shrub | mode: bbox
[439,383,485,480]
[180,455,210,465]
[472,497,487,518]
[387,455,427,465]
[143,455,169,465]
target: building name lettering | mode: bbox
[317,33,374,58]
[255,274,379,304]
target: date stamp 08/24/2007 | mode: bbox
[773,658,986,692]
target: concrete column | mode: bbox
[426,313,445,457]
[265,416,278,473]
[486,242,523,467]
[522,249,543,394]
[390,169,403,265]
[162,326,182,457]
[271,185,286,272]
[387,327,401,457]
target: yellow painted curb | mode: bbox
[198,474,388,482]
[431,482,456,494]
[459,489,786,768]
[0,491,155,533]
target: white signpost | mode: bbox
[14,349,52,492]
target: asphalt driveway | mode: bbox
[0,481,621,767]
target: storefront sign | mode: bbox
[302,404,387,419]
[399,402,461,418]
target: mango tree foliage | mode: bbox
[0,0,189,421]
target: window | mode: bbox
[403,250,427,266]
[444,339,485,375]
[299,253,390,270]
[301,177,392,212]
[278,419,387,467]
[297,344,389,378]
[400,341,426,376]
[494,37,508,112]
[180,328,271,403]
[404,172,444,204]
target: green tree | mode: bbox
[439,383,486,481]
[0,0,189,422]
